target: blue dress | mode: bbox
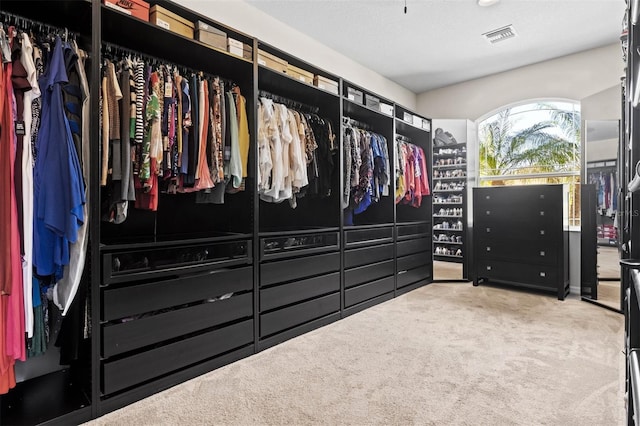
[33,37,85,279]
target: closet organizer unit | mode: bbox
[97,0,256,414]
[586,160,619,246]
[256,42,342,350]
[394,106,434,295]
[342,82,396,315]
[0,1,95,424]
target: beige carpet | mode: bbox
[84,284,625,426]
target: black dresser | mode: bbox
[472,184,570,300]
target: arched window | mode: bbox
[478,100,581,225]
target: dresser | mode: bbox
[472,185,570,300]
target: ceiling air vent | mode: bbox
[482,25,517,44]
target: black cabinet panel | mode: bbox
[397,252,430,272]
[475,238,558,266]
[345,276,394,307]
[344,260,395,288]
[345,243,394,269]
[102,266,253,321]
[102,320,253,395]
[397,222,431,239]
[397,265,432,288]
[260,252,340,286]
[397,237,430,257]
[344,226,393,247]
[476,259,558,289]
[260,272,340,312]
[102,293,253,358]
[260,293,340,338]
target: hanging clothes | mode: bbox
[395,137,430,208]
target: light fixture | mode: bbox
[478,0,500,6]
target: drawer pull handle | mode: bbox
[486,266,492,271]
[540,272,546,277]
[486,195,490,199]
[540,251,545,256]
[486,227,491,233]
[486,210,491,215]
[398,270,408,275]
[540,194,545,199]
[540,230,545,235]
[486,247,491,251]
[540,211,545,216]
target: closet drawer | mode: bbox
[260,293,340,338]
[473,222,558,243]
[103,239,251,285]
[397,253,429,272]
[260,232,339,260]
[397,265,431,288]
[102,293,253,358]
[476,259,558,288]
[474,186,562,212]
[345,243,394,269]
[260,272,340,312]
[102,266,253,321]
[102,319,253,395]
[344,226,393,247]
[474,209,561,229]
[345,276,395,307]
[475,238,558,265]
[260,251,340,286]
[345,260,395,289]
[396,223,431,240]
[397,237,431,257]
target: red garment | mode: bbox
[412,146,430,208]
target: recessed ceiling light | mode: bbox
[478,0,500,6]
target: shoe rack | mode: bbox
[431,120,477,279]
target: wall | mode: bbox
[587,138,618,162]
[416,43,623,121]
[174,0,417,109]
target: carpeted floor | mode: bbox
[84,283,625,426]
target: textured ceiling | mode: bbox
[245,0,626,93]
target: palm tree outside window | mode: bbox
[478,100,581,226]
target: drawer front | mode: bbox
[474,208,561,229]
[345,243,394,269]
[102,293,253,358]
[397,253,430,272]
[260,272,340,312]
[473,222,559,243]
[397,265,431,288]
[260,293,340,338]
[474,186,562,212]
[102,319,253,395]
[345,226,393,247]
[397,223,431,239]
[102,266,253,321]
[260,252,340,286]
[476,259,558,288]
[397,237,431,257]
[475,238,557,265]
[344,260,395,289]
[345,276,395,307]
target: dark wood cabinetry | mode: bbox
[472,185,570,300]
[0,1,433,423]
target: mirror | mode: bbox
[583,120,621,310]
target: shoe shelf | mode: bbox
[433,164,467,169]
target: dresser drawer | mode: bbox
[345,260,395,289]
[260,293,340,337]
[260,251,340,286]
[102,266,253,322]
[397,253,430,272]
[474,208,561,229]
[345,243,394,269]
[476,259,558,289]
[260,272,340,311]
[474,186,562,212]
[345,276,394,307]
[345,226,393,247]
[474,222,559,243]
[397,265,431,288]
[475,238,558,265]
[397,237,431,257]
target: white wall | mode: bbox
[174,0,417,109]
[416,44,623,121]
[586,138,618,162]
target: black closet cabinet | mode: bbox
[472,185,570,300]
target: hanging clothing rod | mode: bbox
[258,90,319,114]
[343,116,372,131]
[101,41,236,88]
[0,10,77,41]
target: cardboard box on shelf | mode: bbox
[150,5,194,39]
[103,0,150,21]
[227,38,253,60]
[286,64,314,85]
[313,75,339,94]
[195,21,227,51]
[257,49,288,73]
[347,87,364,104]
